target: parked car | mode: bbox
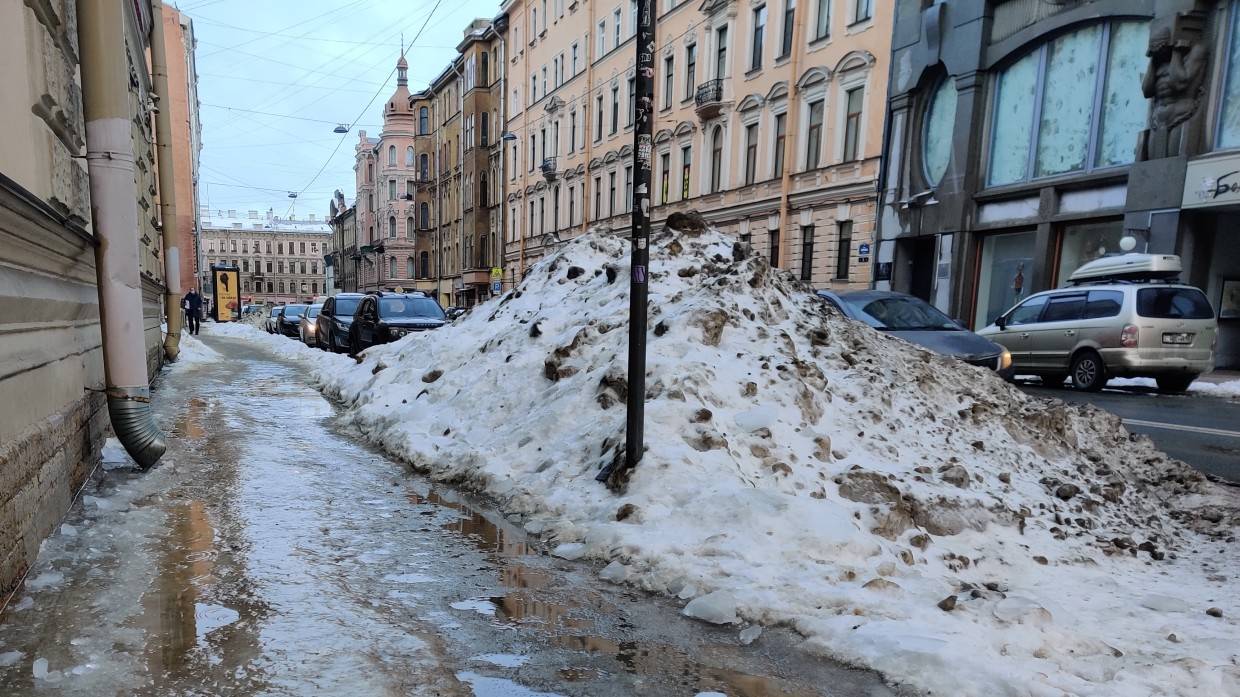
[299,304,323,346]
[277,304,308,338]
[818,290,1014,377]
[265,306,284,333]
[316,293,365,353]
[978,254,1216,393]
[348,292,446,355]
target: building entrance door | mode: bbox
[896,236,937,302]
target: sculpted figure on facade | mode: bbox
[1139,16,1209,160]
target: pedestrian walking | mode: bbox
[181,288,202,335]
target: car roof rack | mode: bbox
[1066,253,1182,286]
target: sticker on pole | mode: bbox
[633,265,647,283]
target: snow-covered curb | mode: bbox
[206,228,1240,697]
[1109,377,1240,400]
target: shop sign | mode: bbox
[1183,154,1240,209]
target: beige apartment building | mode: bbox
[199,209,332,305]
[499,0,890,288]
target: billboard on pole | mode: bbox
[211,265,241,322]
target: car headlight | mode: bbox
[999,348,1013,371]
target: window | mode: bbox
[388,145,396,165]
[277,243,284,254]
[681,144,692,198]
[663,56,675,108]
[629,0,637,38]
[806,99,824,168]
[780,0,795,57]
[685,45,696,99]
[419,154,429,179]
[389,256,398,278]
[242,259,249,272]
[419,202,430,228]
[529,134,536,170]
[1137,287,1214,319]
[311,261,318,274]
[614,9,622,47]
[800,225,814,281]
[480,173,489,207]
[715,26,728,78]
[744,123,758,184]
[1042,294,1087,323]
[481,114,489,146]
[1083,290,1124,319]
[598,20,607,55]
[611,85,619,134]
[266,281,274,293]
[542,66,548,96]
[571,43,579,74]
[852,0,870,23]
[710,126,724,192]
[1006,295,1048,326]
[608,172,617,215]
[596,94,604,140]
[660,152,671,203]
[593,176,602,217]
[419,252,430,278]
[266,261,273,273]
[531,75,537,102]
[279,281,285,294]
[814,0,830,40]
[388,180,397,200]
[834,221,852,280]
[300,242,306,254]
[988,20,1149,186]
[406,257,415,278]
[842,86,864,161]
[773,112,787,176]
[406,146,414,166]
[751,5,766,72]
[627,77,636,126]
[406,216,414,237]
[481,52,490,85]
[569,185,576,224]
[923,78,958,184]
[553,184,561,228]
[769,226,780,267]
[623,166,632,212]
[388,216,397,238]
[569,110,577,152]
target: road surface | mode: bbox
[0,336,901,697]
[1019,381,1240,483]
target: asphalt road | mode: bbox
[1018,380,1240,482]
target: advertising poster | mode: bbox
[212,266,241,322]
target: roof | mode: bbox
[200,208,331,234]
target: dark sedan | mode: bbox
[315,293,365,353]
[276,304,308,338]
[817,290,1014,376]
[349,292,446,355]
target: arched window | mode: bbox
[419,251,430,278]
[278,281,285,294]
[419,107,429,134]
[406,216,414,238]
[419,202,429,229]
[266,281,273,293]
[405,146,414,166]
[923,77,958,185]
[406,256,415,278]
[388,145,396,165]
[311,282,318,294]
[479,172,489,207]
[388,216,396,238]
[419,154,429,180]
[389,256,397,278]
[710,126,724,193]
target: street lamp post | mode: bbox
[601,0,656,488]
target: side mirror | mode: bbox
[995,316,1008,331]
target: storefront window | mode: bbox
[923,78,958,184]
[987,20,1149,187]
[1055,221,1147,286]
[1219,2,1240,149]
[974,230,1036,328]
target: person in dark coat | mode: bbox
[181,289,203,335]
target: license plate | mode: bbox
[1162,332,1193,345]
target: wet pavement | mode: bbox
[0,335,900,697]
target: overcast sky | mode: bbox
[181,0,496,220]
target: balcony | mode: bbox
[694,79,726,120]
[540,157,558,181]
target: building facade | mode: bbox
[0,0,174,594]
[498,0,891,289]
[159,3,203,295]
[878,0,1239,368]
[329,189,359,292]
[199,208,332,305]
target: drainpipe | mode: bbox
[776,0,805,271]
[77,0,167,469]
[151,0,182,361]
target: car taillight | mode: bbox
[1120,324,1139,348]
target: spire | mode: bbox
[397,44,408,87]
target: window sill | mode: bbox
[745,67,762,79]
[807,35,830,50]
[774,53,791,66]
[845,18,872,34]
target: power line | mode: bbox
[288,0,446,216]
[198,71,385,93]
[185,14,461,49]
[202,102,343,125]
[198,0,371,58]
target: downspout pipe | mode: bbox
[151,0,183,361]
[77,0,167,469]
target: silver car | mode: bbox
[299,304,323,346]
[979,283,1216,393]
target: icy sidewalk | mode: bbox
[208,227,1240,697]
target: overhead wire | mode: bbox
[197,0,371,59]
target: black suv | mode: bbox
[277,304,307,337]
[315,293,365,353]
[349,292,446,354]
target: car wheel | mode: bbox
[1070,350,1106,392]
[1155,375,1196,394]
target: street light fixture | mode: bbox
[333,124,349,134]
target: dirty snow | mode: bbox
[207,226,1240,697]
[1109,376,1240,401]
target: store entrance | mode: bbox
[898,236,937,302]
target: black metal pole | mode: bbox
[608,0,656,487]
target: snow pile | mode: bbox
[174,333,222,367]
[210,226,1240,696]
[1110,376,1240,401]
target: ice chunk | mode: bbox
[552,542,587,560]
[32,657,48,680]
[1139,594,1191,613]
[0,651,22,667]
[739,625,763,645]
[100,438,134,469]
[682,591,740,625]
[677,584,699,600]
[599,560,628,583]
